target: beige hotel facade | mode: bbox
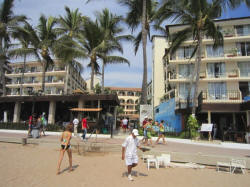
[5,60,86,96]
[152,17,250,137]
[108,87,141,120]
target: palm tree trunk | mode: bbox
[140,0,147,104]
[0,39,6,96]
[42,61,46,93]
[186,61,196,113]
[191,32,203,115]
[101,60,105,93]
[20,54,27,96]
[90,60,95,91]
[0,60,6,96]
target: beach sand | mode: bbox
[0,142,249,187]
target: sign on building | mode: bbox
[140,105,153,126]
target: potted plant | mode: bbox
[227,48,238,57]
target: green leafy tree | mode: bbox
[55,6,85,73]
[96,8,131,93]
[9,22,40,95]
[0,0,26,96]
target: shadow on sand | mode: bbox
[59,164,79,174]
[122,170,148,178]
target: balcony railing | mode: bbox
[201,90,242,103]
[169,69,241,81]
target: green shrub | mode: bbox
[0,122,28,130]
[187,115,200,139]
[0,122,64,132]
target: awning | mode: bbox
[72,89,86,94]
[69,108,102,112]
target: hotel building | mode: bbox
[107,87,141,119]
[152,17,250,137]
[5,60,86,96]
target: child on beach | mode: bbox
[155,120,166,144]
[57,123,73,175]
[145,119,153,147]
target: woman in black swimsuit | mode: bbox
[57,123,73,175]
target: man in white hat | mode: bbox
[122,129,141,181]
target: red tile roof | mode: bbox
[107,87,142,92]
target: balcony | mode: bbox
[201,90,242,103]
[168,69,249,83]
[170,54,250,64]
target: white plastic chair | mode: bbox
[146,155,158,170]
[156,156,166,168]
[231,159,246,174]
[161,154,171,166]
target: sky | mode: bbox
[7,0,250,88]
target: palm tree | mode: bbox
[9,23,39,95]
[156,0,224,115]
[21,15,59,93]
[57,18,105,91]
[96,8,131,93]
[57,6,83,39]
[119,0,158,104]
[55,6,85,81]
[0,0,26,96]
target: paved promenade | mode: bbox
[0,129,250,168]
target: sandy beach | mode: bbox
[0,142,249,187]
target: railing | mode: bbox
[201,90,242,102]
[169,69,240,80]
[160,89,176,102]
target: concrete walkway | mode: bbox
[0,129,250,168]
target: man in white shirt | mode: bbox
[122,118,128,132]
[122,129,141,181]
[72,117,79,137]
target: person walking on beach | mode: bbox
[81,116,88,140]
[73,117,79,137]
[41,112,47,136]
[122,117,128,133]
[57,123,73,175]
[155,120,166,144]
[27,114,33,137]
[141,116,148,144]
[122,129,141,181]
[145,119,154,147]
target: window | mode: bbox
[235,24,250,36]
[238,62,250,77]
[179,83,194,99]
[15,77,21,84]
[208,82,227,100]
[30,77,35,83]
[177,46,195,59]
[46,76,53,83]
[236,42,250,56]
[179,64,194,78]
[206,45,224,57]
[207,62,225,78]
[30,67,36,72]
